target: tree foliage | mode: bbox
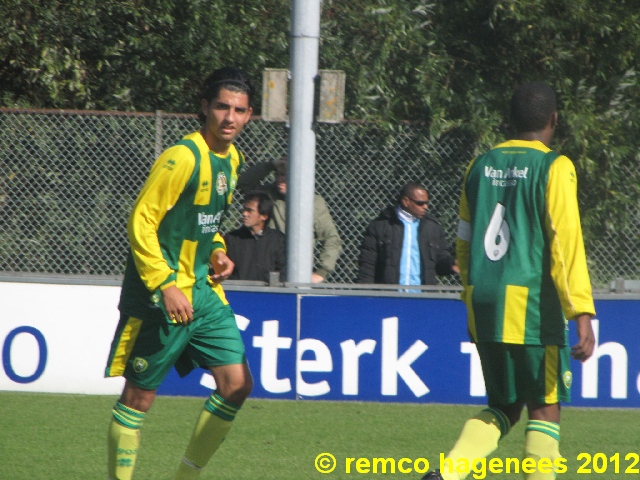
[2,0,638,133]
[0,0,290,111]
[1,0,639,276]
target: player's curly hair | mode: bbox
[198,67,254,122]
[510,82,557,133]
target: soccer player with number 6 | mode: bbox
[420,82,596,480]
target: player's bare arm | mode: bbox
[571,313,595,362]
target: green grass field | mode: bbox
[1,392,638,479]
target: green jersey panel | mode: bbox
[119,132,243,322]
[465,143,566,345]
[155,140,231,313]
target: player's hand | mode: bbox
[311,273,324,284]
[571,314,595,362]
[162,285,194,325]
[210,250,234,282]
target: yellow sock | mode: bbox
[107,402,144,480]
[440,408,510,480]
[523,421,561,479]
[173,393,239,480]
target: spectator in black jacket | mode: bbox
[356,181,459,287]
[236,157,342,283]
[224,191,286,282]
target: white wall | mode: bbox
[0,282,125,394]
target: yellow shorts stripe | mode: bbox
[107,316,143,376]
[544,345,559,404]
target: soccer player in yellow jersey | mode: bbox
[421,82,595,480]
[105,67,254,480]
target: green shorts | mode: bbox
[105,304,246,390]
[476,342,572,406]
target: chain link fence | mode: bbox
[1,108,638,288]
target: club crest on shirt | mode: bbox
[216,172,228,195]
[133,357,148,373]
[562,370,573,388]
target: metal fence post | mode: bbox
[155,110,163,159]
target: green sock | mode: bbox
[107,401,145,480]
[173,393,240,480]
[523,421,561,479]
[440,408,511,480]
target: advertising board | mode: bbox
[1,283,638,407]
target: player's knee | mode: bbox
[119,381,156,412]
[236,374,253,399]
[219,375,253,404]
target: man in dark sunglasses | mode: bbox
[356,181,459,287]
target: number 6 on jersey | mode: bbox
[484,203,510,261]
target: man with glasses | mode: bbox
[356,181,459,287]
[224,191,286,282]
[236,157,342,283]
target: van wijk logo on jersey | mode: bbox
[198,211,223,234]
[484,166,529,179]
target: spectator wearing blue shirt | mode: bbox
[356,181,459,287]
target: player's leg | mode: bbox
[522,344,570,479]
[174,305,252,480]
[524,403,561,480]
[435,404,516,480]
[105,314,190,480]
[108,382,157,480]
[424,343,518,480]
[174,363,253,480]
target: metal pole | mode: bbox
[154,110,163,159]
[287,0,321,284]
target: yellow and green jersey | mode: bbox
[456,140,595,345]
[119,130,245,321]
